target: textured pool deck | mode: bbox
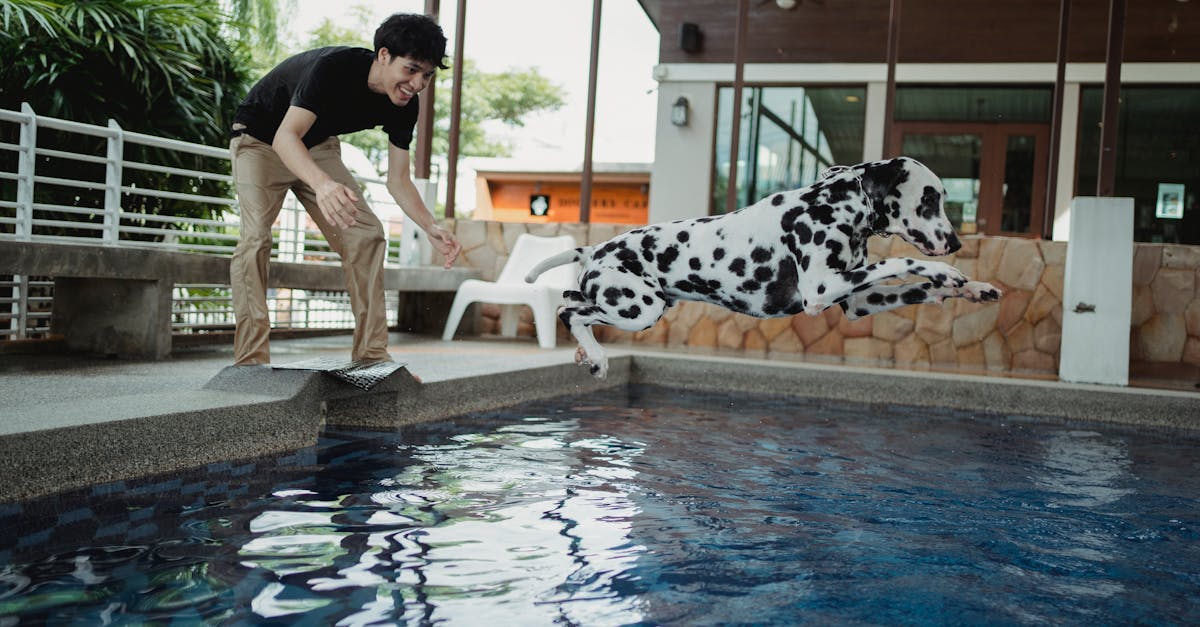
[1,332,1197,503]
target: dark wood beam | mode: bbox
[445,0,467,218]
[724,0,749,213]
[414,0,440,181]
[1043,0,1070,239]
[580,0,603,223]
[883,0,901,159]
[1097,0,1125,197]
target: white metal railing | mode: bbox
[171,284,399,334]
[0,103,437,341]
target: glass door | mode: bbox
[891,123,1048,237]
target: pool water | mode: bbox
[2,385,1199,625]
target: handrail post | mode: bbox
[16,103,37,241]
[104,119,125,245]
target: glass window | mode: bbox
[896,86,1051,122]
[1077,86,1200,244]
[713,86,866,214]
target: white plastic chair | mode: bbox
[441,233,580,348]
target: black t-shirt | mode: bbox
[233,46,419,150]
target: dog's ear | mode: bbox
[857,158,908,207]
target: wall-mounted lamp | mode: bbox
[671,96,690,127]
[776,0,798,8]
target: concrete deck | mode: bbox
[2,332,1197,503]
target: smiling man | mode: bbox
[228,13,461,366]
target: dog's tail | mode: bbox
[525,246,591,283]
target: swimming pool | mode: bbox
[2,384,1198,624]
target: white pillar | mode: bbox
[862,81,888,162]
[1058,196,1134,386]
[1051,83,1081,241]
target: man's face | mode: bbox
[374,49,436,106]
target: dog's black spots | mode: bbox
[689,257,702,270]
[696,216,718,224]
[618,305,642,320]
[797,223,813,245]
[729,257,747,276]
[855,308,869,317]
[676,231,690,243]
[800,255,810,272]
[642,294,653,305]
[564,290,583,301]
[781,207,804,232]
[589,364,601,375]
[813,230,826,246]
[919,185,942,220]
[901,287,928,304]
[740,279,761,292]
[584,270,601,281]
[886,293,898,304]
[799,188,822,204]
[602,287,623,306]
[825,239,844,259]
[762,259,799,315]
[807,204,837,225]
[771,194,785,206]
[852,283,872,293]
[587,284,599,301]
[641,249,654,262]
[867,292,885,305]
[641,234,658,250]
[847,270,868,284]
[714,247,726,260]
[817,284,826,295]
[751,247,772,263]
[824,179,857,204]
[837,224,854,237]
[615,247,638,264]
[622,288,635,298]
[906,228,933,251]
[839,301,850,313]
[753,266,773,282]
[656,245,680,273]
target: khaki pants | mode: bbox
[229,134,389,365]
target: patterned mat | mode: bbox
[272,358,406,391]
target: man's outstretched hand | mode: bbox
[428,226,462,269]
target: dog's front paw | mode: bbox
[588,359,609,379]
[959,281,1002,303]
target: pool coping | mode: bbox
[1,346,1197,504]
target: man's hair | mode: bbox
[374,13,449,70]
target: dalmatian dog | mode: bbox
[525,157,1001,378]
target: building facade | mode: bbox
[640,0,1200,245]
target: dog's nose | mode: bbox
[946,232,962,254]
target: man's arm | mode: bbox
[387,143,462,268]
[273,106,360,229]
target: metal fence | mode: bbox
[0,103,436,341]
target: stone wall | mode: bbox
[442,219,1200,382]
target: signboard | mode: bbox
[1155,183,1185,220]
[530,194,550,217]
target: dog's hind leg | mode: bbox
[838,280,1001,320]
[559,287,667,379]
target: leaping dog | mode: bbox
[525,157,1001,378]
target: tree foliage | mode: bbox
[0,0,253,236]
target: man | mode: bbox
[229,13,461,365]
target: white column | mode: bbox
[648,79,716,223]
[1058,196,1134,386]
[1051,83,1081,241]
[862,81,888,162]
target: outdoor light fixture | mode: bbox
[777,0,797,8]
[671,96,690,127]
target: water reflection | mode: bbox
[237,417,649,624]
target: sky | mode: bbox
[282,0,661,165]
